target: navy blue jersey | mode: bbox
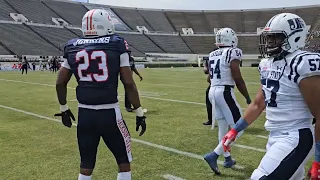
[64,34,129,105]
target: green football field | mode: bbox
[0,67,313,180]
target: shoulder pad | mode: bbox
[227,48,242,63]
[289,52,320,84]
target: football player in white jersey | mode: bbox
[222,13,320,180]
[203,28,251,175]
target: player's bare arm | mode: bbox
[230,59,251,104]
[120,63,146,136]
[204,62,209,74]
[56,67,72,105]
[299,75,320,179]
[132,66,143,81]
[55,66,75,128]
[222,85,265,151]
[242,85,266,124]
[121,66,142,109]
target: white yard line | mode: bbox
[0,104,246,170]
[233,144,266,153]
[255,135,269,139]
[161,174,186,180]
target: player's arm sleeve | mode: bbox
[228,48,243,63]
[296,54,320,84]
[120,53,130,67]
[61,59,71,70]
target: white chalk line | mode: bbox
[0,103,246,169]
[255,135,268,139]
[162,174,186,180]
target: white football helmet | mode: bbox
[82,9,114,37]
[260,13,307,57]
[215,28,238,48]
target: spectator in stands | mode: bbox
[122,52,143,112]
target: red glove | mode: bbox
[308,162,320,180]
[222,128,238,152]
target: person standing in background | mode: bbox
[21,57,28,75]
[32,61,36,71]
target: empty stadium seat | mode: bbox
[146,34,192,53]
[0,23,61,55]
[31,26,79,49]
[43,0,88,26]
[0,45,10,55]
[164,12,188,32]
[118,32,164,53]
[7,0,57,24]
[181,35,215,54]
[112,8,152,31]
[0,0,16,21]
[138,10,175,32]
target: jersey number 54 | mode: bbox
[209,59,221,79]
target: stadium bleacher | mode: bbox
[181,35,215,54]
[0,23,60,55]
[117,32,164,53]
[42,0,88,26]
[0,0,15,21]
[111,7,153,31]
[146,33,192,53]
[138,10,175,32]
[0,0,318,58]
[6,0,57,24]
[31,25,79,49]
[0,44,10,55]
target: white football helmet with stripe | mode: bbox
[82,9,114,37]
[260,13,307,57]
[215,28,238,48]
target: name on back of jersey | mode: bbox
[210,49,223,57]
[73,37,111,46]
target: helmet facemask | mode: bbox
[259,32,288,58]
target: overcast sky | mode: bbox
[87,0,319,10]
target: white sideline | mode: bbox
[162,174,186,180]
[0,78,267,152]
[0,104,245,170]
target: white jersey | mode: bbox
[259,50,320,131]
[209,47,242,86]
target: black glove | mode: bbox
[54,109,75,128]
[136,116,146,136]
[313,118,316,125]
[246,98,252,105]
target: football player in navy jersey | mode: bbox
[54,9,146,180]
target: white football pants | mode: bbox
[251,127,314,180]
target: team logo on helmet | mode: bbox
[287,18,305,31]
